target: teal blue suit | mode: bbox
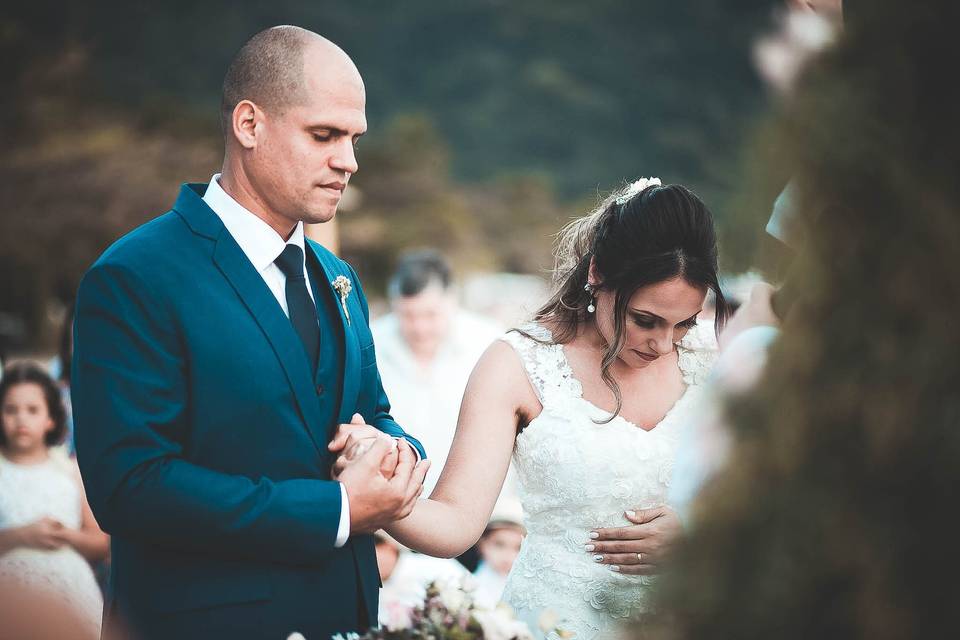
[72,184,425,639]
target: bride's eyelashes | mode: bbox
[630,314,699,330]
[630,312,667,329]
[632,316,656,329]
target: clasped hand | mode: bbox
[328,414,430,534]
[18,517,71,550]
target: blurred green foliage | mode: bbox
[0,0,776,349]
[640,2,960,637]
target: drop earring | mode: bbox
[584,283,596,313]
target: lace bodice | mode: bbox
[499,322,717,640]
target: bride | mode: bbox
[380,178,728,639]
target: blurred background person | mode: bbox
[472,505,526,610]
[0,362,108,637]
[372,249,507,499]
[373,250,519,572]
[45,302,110,590]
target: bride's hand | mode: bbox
[585,505,683,575]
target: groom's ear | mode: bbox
[231,100,261,149]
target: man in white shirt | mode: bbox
[372,250,505,498]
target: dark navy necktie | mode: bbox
[275,244,320,372]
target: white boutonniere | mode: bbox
[332,275,353,324]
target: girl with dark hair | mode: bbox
[0,362,108,636]
[371,178,727,638]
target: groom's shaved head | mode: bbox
[220,26,356,138]
[218,25,366,227]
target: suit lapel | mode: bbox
[174,183,332,456]
[307,241,361,424]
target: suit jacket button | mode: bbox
[315,384,324,395]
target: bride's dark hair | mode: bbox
[530,182,730,421]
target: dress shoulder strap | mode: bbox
[499,323,581,405]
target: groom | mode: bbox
[72,27,428,639]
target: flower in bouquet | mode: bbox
[436,578,469,615]
[337,577,534,640]
[381,600,414,632]
[537,610,575,640]
[473,604,534,640]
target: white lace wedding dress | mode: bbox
[0,453,103,635]
[499,322,717,640]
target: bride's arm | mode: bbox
[386,339,530,558]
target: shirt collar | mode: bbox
[202,173,306,273]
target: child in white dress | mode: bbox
[0,362,109,636]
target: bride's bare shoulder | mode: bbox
[463,333,541,419]
[471,334,528,380]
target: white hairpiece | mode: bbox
[615,177,662,205]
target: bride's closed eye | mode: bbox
[631,315,698,330]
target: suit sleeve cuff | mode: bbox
[335,482,350,547]
[395,436,421,461]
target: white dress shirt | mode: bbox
[203,174,351,548]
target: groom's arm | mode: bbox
[347,264,427,460]
[72,261,343,566]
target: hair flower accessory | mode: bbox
[615,176,662,205]
[332,275,353,324]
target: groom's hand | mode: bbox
[585,505,683,575]
[339,435,430,534]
